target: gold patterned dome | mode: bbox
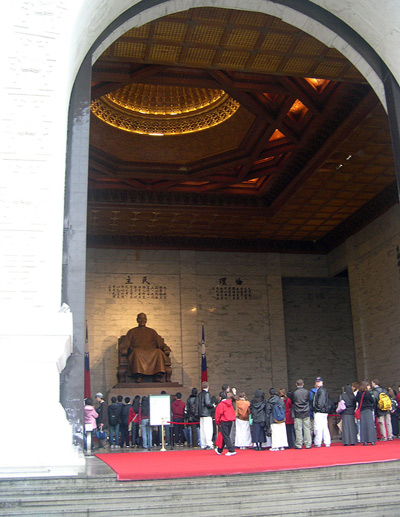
[91,83,240,136]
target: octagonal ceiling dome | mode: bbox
[91,83,240,135]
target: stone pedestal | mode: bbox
[108,382,190,403]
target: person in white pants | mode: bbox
[312,377,331,448]
[196,381,216,449]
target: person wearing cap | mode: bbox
[311,377,331,448]
[95,392,109,449]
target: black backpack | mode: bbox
[327,398,336,414]
[187,396,197,421]
[109,405,120,426]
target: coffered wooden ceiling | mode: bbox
[88,7,398,253]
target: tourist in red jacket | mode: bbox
[171,392,186,446]
[214,392,236,456]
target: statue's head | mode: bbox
[137,313,147,326]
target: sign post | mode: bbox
[150,395,171,452]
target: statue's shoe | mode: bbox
[136,376,142,383]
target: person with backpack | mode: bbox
[387,387,399,438]
[108,396,122,449]
[266,388,288,451]
[371,379,393,441]
[312,376,331,448]
[185,388,199,447]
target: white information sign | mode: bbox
[150,395,171,426]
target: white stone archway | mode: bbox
[64,0,400,438]
[2,0,400,472]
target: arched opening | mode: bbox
[61,1,400,443]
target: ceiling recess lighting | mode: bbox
[91,83,240,136]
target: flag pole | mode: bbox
[201,322,208,383]
[84,321,91,399]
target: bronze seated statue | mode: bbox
[117,313,172,383]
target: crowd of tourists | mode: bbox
[83,377,400,453]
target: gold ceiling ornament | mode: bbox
[91,83,240,135]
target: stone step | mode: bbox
[0,472,398,501]
[1,471,399,515]
[2,489,400,517]
[1,460,399,494]
[1,461,399,516]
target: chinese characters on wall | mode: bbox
[210,277,252,300]
[108,276,168,300]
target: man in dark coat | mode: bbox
[292,379,311,449]
[195,381,215,449]
[312,377,331,448]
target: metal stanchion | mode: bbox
[160,418,167,451]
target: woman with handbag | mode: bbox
[338,384,358,446]
[355,380,377,446]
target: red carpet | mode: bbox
[95,441,400,481]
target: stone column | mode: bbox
[0,308,84,473]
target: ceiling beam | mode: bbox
[269,89,379,214]
[91,64,167,99]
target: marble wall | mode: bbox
[86,250,291,399]
[87,248,360,400]
[87,205,400,401]
[346,205,400,388]
[282,277,356,399]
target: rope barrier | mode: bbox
[168,421,200,425]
